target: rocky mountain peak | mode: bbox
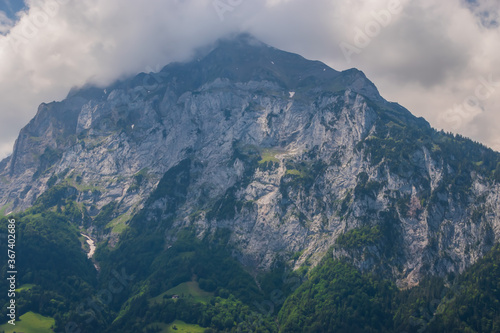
[0,35,499,289]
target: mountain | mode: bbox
[0,34,499,332]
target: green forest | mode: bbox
[1,192,500,333]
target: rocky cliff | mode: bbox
[1,34,499,288]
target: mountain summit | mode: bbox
[1,34,500,332]
[1,34,500,290]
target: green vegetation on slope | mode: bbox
[426,243,500,333]
[279,242,500,333]
[0,185,104,332]
[144,320,206,333]
[149,281,214,305]
[359,102,500,204]
[278,256,397,332]
[335,225,382,249]
[98,228,276,332]
[0,311,55,333]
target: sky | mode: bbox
[0,0,25,21]
[0,0,499,159]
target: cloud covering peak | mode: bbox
[0,0,499,158]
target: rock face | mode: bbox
[0,34,499,287]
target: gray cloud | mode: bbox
[0,0,498,159]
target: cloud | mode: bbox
[464,0,499,28]
[0,0,499,159]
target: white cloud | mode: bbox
[0,0,499,160]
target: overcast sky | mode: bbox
[0,0,499,159]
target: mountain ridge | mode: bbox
[0,34,500,333]
[0,34,499,289]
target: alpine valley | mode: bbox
[1,34,500,333]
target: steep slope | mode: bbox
[278,243,500,333]
[427,243,500,332]
[0,33,499,293]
